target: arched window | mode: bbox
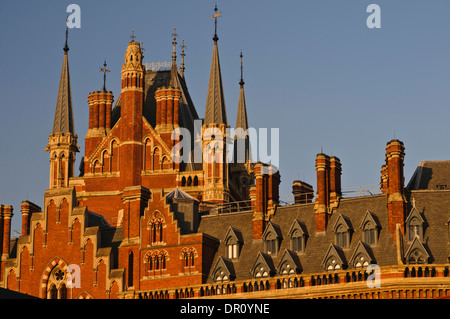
[181,247,196,272]
[408,249,426,264]
[335,225,349,248]
[47,266,68,299]
[49,284,58,299]
[363,221,377,245]
[59,283,67,299]
[149,215,165,245]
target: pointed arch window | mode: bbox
[149,213,165,245]
[47,266,69,299]
[181,247,197,273]
[49,284,58,299]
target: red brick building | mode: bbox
[1,15,450,300]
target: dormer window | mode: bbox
[288,220,307,253]
[223,227,243,260]
[405,202,425,242]
[405,237,430,264]
[359,211,381,245]
[332,214,353,248]
[251,252,275,278]
[262,222,282,256]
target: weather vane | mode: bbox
[211,4,221,41]
[100,60,110,91]
[130,29,136,42]
[240,51,244,86]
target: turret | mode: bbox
[202,5,231,204]
[45,24,79,189]
[119,30,145,188]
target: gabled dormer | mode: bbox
[250,252,276,278]
[405,201,425,242]
[349,241,376,268]
[404,237,430,264]
[287,219,308,253]
[332,214,353,248]
[211,256,235,283]
[276,249,302,276]
[358,211,381,245]
[223,227,244,259]
[321,244,347,271]
[262,222,283,256]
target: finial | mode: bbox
[100,60,111,91]
[180,39,186,77]
[64,16,69,53]
[412,197,416,208]
[172,27,178,63]
[239,51,245,87]
[211,4,221,42]
[130,29,136,43]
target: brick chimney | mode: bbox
[380,164,388,194]
[384,139,406,240]
[85,90,114,159]
[251,163,280,239]
[2,205,13,260]
[21,201,41,236]
[314,153,330,232]
[292,180,314,204]
[329,156,342,210]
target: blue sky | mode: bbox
[1,0,450,233]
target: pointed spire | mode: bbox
[235,51,250,163]
[52,22,74,134]
[169,28,179,88]
[180,39,186,79]
[204,5,227,126]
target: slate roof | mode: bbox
[111,69,198,131]
[198,182,450,281]
[407,161,450,191]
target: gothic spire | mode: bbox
[169,27,179,88]
[52,22,74,134]
[204,5,227,126]
[180,39,186,79]
[234,51,250,163]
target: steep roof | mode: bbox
[204,39,227,126]
[52,42,74,134]
[166,187,197,201]
[407,161,450,191]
